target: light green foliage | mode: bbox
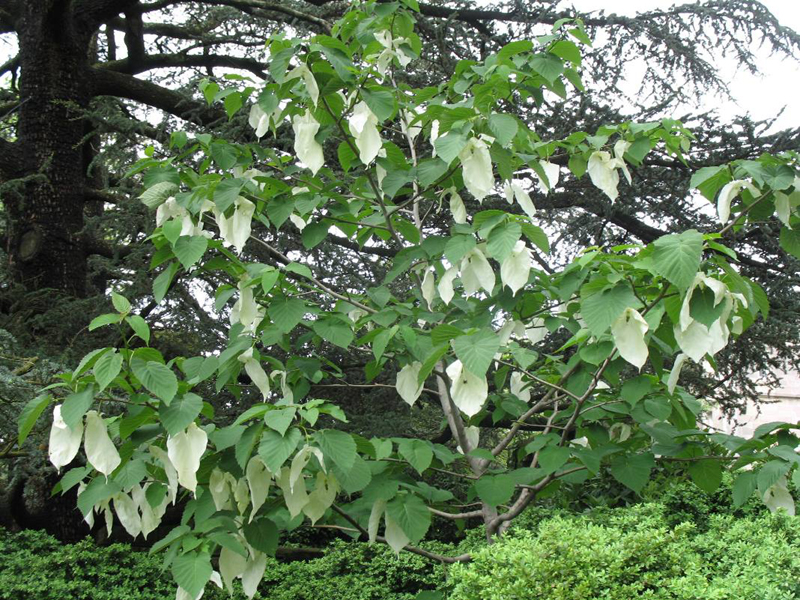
[449,506,800,600]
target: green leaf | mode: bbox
[258,427,301,473]
[688,459,722,493]
[173,236,208,270]
[417,344,449,386]
[210,142,237,170]
[444,235,476,264]
[111,291,131,314]
[397,439,433,474]
[474,474,516,508]
[114,459,147,490]
[757,460,790,496]
[386,494,431,544]
[488,114,518,147]
[521,223,550,254]
[361,87,395,121]
[268,297,306,334]
[580,283,638,337]
[18,394,51,446]
[77,477,120,517]
[416,158,448,187]
[243,519,279,556]
[531,53,564,83]
[486,221,521,262]
[538,446,571,474]
[651,230,703,291]
[732,471,757,507]
[338,141,357,172]
[452,329,500,377]
[434,132,468,164]
[61,385,96,430]
[89,313,121,331]
[125,315,151,345]
[172,552,212,600]
[139,181,178,209]
[690,166,731,201]
[93,350,123,392]
[779,227,800,259]
[159,393,203,435]
[313,318,354,349]
[332,454,372,494]
[316,429,357,472]
[610,453,654,493]
[266,195,295,229]
[131,359,178,404]
[213,178,245,213]
[153,262,179,303]
[264,407,296,437]
[689,286,726,328]
[302,222,330,249]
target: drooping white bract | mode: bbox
[230,278,265,335]
[446,187,468,224]
[458,137,494,202]
[271,370,294,404]
[400,107,423,141]
[773,180,800,227]
[303,471,339,524]
[717,179,759,224]
[209,467,235,511]
[526,318,547,344]
[289,214,307,231]
[460,246,495,296]
[503,180,536,218]
[384,513,410,554]
[613,140,633,185]
[48,404,83,471]
[348,101,382,165]
[763,476,796,516]
[166,422,207,494]
[246,456,271,522]
[534,161,561,194]
[421,269,435,309]
[84,410,121,476]
[430,120,440,156]
[587,151,625,201]
[238,347,270,400]
[667,353,688,394]
[437,265,458,305]
[673,273,744,362]
[276,466,309,518]
[149,445,178,504]
[135,483,167,539]
[456,425,480,454]
[500,240,532,294]
[285,64,319,106]
[241,551,267,600]
[214,195,255,254]
[113,492,142,538]
[446,359,488,417]
[220,545,247,594]
[291,110,324,175]
[611,308,649,370]
[248,102,282,138]
[157,197,212,239]
[368,499,386,543]
[510,371,531,402]
[371,30,413,75]
[396,361,424,406]
[289,444,325,492]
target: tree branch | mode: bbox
[89,68,227,127]
[72,0,141,29]
[100,52,266,78]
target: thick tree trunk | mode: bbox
[7,2,94,297]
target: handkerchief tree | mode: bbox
[20,1,800,598]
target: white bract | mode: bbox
[437,265,458,305]
[421,269,435,309]
[238,347,270,400]
[459,137,494,202]
[48,404,83,471]
[587,150,628,201]
[384,513,410,554]
[230,278,265,334]
[460,247,495,296]
[348,101,382,164]
[214,196,255,254]
[717,179,759,224]
[510,371,531,402]
[446,187,467,224]
[611,308,649,370]
[292,110,324,175]
[667,353,688,394]
[500,240,532,294]
[371,30,413,75]
[248,102,282,138]
[285,64,319,106]
[396,361,424,406]
[534,161,561,194]
[84,410,121,476]
[167,422,207,493]
[503,180,536,218]
[446,359,488,417]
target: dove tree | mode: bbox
[18,1,800,598]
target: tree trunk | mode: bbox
[7,2,94,297]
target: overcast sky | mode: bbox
[563,0,800,130]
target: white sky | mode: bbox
[563,0,800,129]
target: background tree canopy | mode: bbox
[0,0,798,554]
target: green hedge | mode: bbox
[448,505,800,600]
[0,529,444,600]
